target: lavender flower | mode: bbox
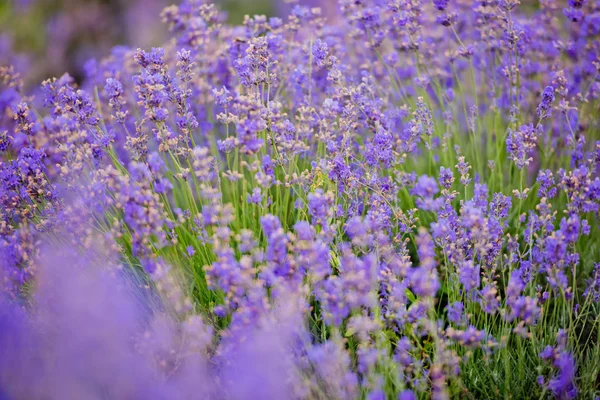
[537,86,555,118]
[438,167,454,190]
[446,302,466,325]
[1,0,599,397]
[507,124,538,169]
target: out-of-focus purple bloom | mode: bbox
[458,260,480,293]
[583,263,600,302]
[412,175,439,198]
[409,229,440,298]
[308,189,333,225]
[412,175,442,211]
[539,330,578,399]
[447,301,466,325]
[247,187,263,204]
[313,39,329,68]
[398,390,417,400]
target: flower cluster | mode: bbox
[1,0,600,399]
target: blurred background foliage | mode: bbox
[0,0,278,85]
[0,0,539,86]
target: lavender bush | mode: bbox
[1,0,600,398]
